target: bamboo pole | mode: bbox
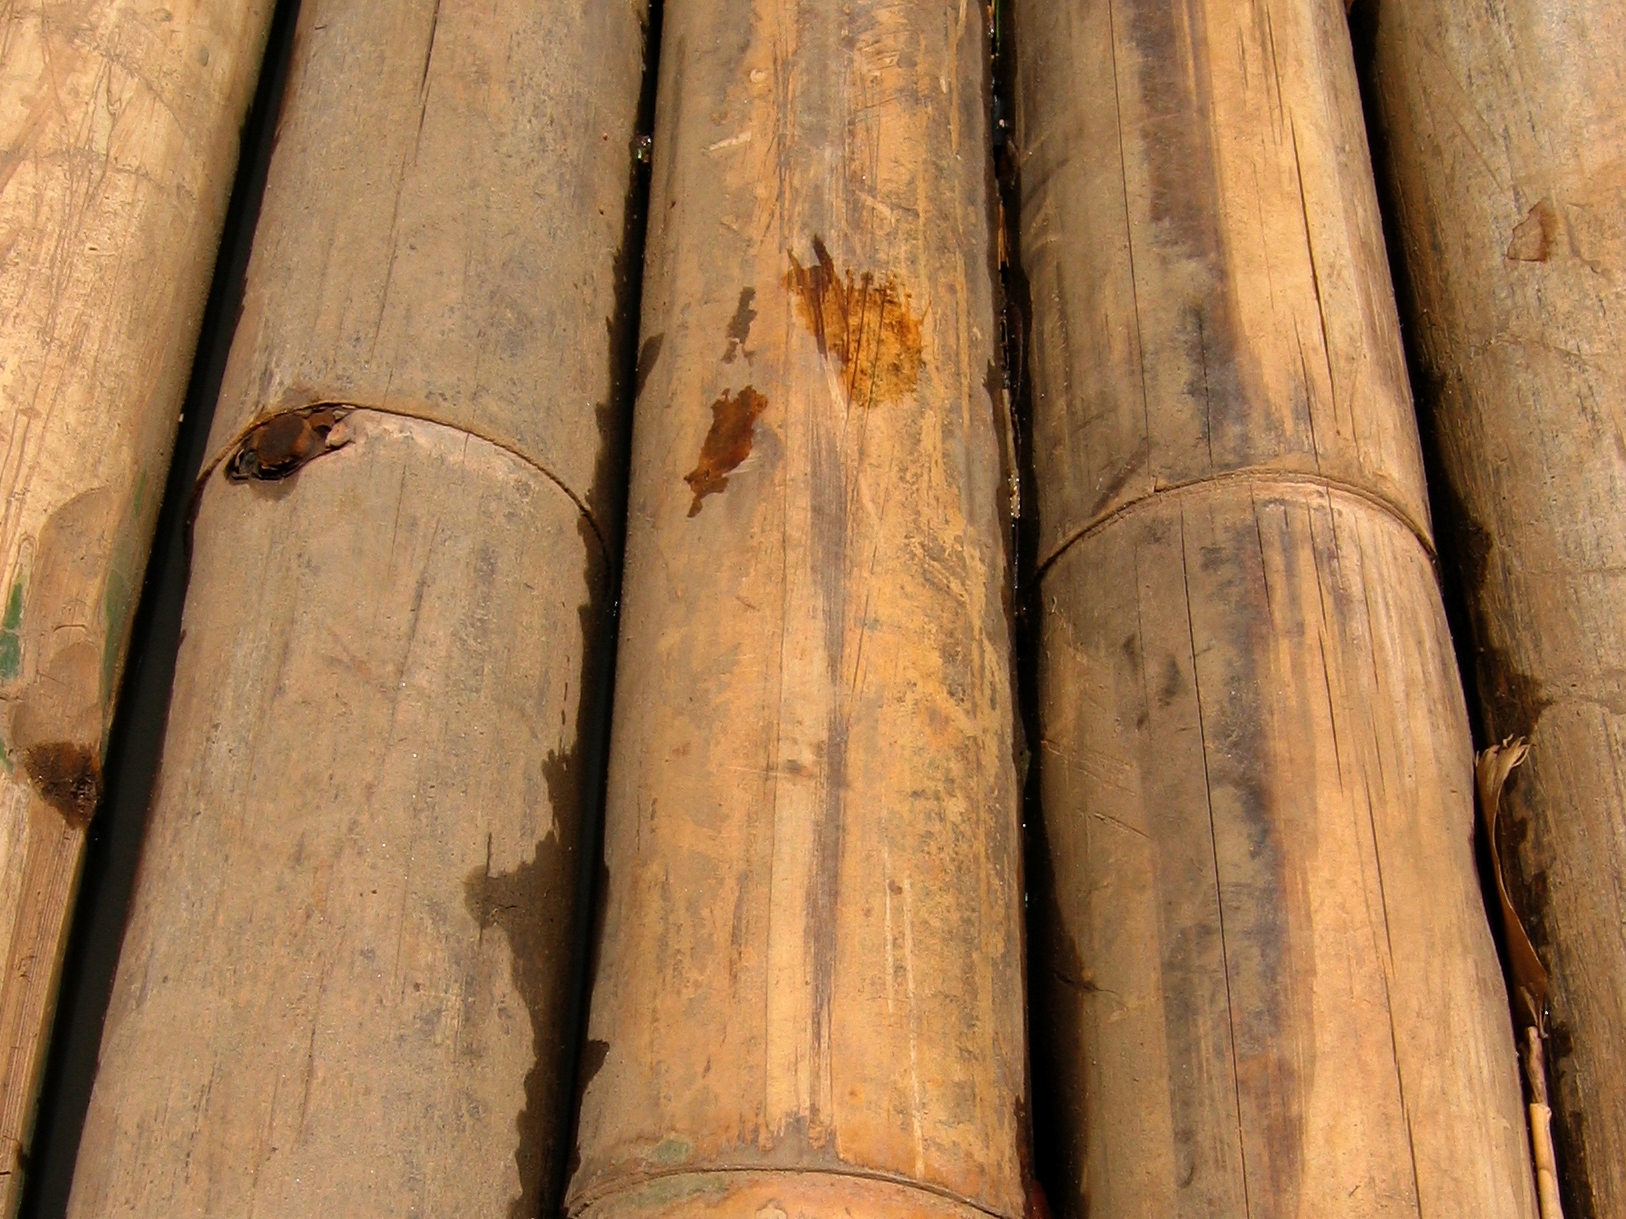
[564,3,1028,1218]
[0,1,276,1206]
[65,1,649,1214]
[1359,5,1626,1213]
[1012,0,1536,1214]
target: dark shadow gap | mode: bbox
[17,2,304,1212]
[989,1,1063,1214]
[552,0,665,1212]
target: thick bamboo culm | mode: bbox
[65,1,648,1214]
[565,2,1027,1217]
[1014,0,1536,1215]
[1361,5,1626,1214]
[0,0,275,1206]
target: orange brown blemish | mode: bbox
[684,386,768,517]
[785,236,923,408]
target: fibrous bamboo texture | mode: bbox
[1362,5,1626,1213]
[566,3,1027,1218]
[66,1,648,1214]
[1014,0,1535,1215]
[0,0,275,1206]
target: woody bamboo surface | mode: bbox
[1361,5,1626,1213]
[566,3,1028,1217]
[0,0,275,1206]
[66,0,648,1213]
[1014,0,1535,1214]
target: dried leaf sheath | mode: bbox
[1477,740,1565,1219]
[1476,739,1547,1026]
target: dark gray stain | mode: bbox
[722,287,757,363]
[1201,504,1307,1218]
[789,235,856,1136]
[1118,0,1307,1199]
[1477,649,1552,743]
[635,333,664,399]
[1121,0,1271,472]
[464,827,574,1219]
[577,1038,609,1096]
[1547,1019,1599,1219]
[21,742,101,827]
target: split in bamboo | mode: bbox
[1357,5,1626,1213]
[566,3,1029,1217]
[65,1,650,1214]
[0,1,277,1206]
[1011,0,1536,1213]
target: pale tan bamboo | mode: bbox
[1361,5,1626,1213]
[65,0,649,1213]
[1014,0,1535,1214]
[565,2,1027,1217]
[0,1,276,1206]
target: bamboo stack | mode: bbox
[0,0,276,1206]
[1361,5,1626,1214]
[565,2,1029,1217]
[1013,0,1536,1214]
[64,1,648,1214]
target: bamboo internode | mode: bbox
[1014,0,1536,1213]
[66,1,649,1213]
[1362,4,1626,1213]
[0,0,276,1206]
[565,3,1028,1217]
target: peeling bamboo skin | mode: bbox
[567,3,1025,1218]
[0,0,275,1203]
[68,0,648,1213]
[1362,6,1626,1213]
[1014,0,1534,1215]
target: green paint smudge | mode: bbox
[0,578,24,683]
[652,1138,691,1165]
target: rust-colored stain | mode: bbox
[784,236,923,407]
[684,386,768,517]
[22,741,101,827]
[1014,1097,1053,1219]
[1507,199,1558,262]
[228,406,350,481]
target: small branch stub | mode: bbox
[227,407,353,482]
